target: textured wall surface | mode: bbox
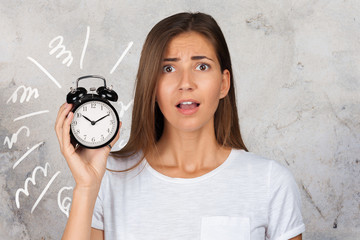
[0,0,359,239]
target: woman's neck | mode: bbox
[149,122,231,176]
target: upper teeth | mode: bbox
[181,101,194,105]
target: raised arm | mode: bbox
[55,103,120,240]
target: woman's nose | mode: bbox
[178,70,196,91]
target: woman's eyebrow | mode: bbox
[163,57,179,62]
[191,56,214,62]
[163,56,214,62]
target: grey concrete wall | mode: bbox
[0,0,359,239]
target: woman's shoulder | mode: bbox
[230,149,300,198]
[106,150,145,172]
[230,148,274,166]
[230,148,294,177]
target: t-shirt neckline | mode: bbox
[144,148,236,183]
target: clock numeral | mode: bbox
[83,135,87,140]
[76,129,80,134]
[72,121,77,126]
[76,113,82,118]
[107,128,110,133]
[92,137,96,142]
[83,106,87,111]
[91,103,96,108]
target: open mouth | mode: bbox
[176,101,200,110]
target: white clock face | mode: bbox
[70,100,119,148]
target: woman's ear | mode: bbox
[219,69,230,99]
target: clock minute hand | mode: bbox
[82,115,96,125]
[94,114,110,124]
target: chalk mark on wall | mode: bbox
[58,186,74,218]
[3,126,30,149]
[49,36,73,67]
[27,57,62,88]
[13,141,45,169]
[31,170,61,214]
[118,100,133,118]
[15,162,48,208]
[13,110,49,122]
[80,26,90,70]
[7,85,39,104]
[6,25,135,220]
[110,41,133,74]
[15,162,61,214]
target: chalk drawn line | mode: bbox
[16,162,50,208]
[80,26,90,70]
[13,141,44,169]
[31,171,61,213]
[27,57,62,88]
[58,186,74,218]
[7,85,39,104]
[13,110,49,122]
[110,41,133,74]
[3,126,30,149]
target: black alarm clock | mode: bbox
[66,75,120,149]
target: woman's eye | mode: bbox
[163,65,175,73]
[196,63,210,71]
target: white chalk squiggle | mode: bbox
[15,162,50,208]
[58,186,74,218]
[49,36,73,67]
[6,85,39,104]
[3,126,30,149]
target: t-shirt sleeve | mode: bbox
[91,193,104,230]
[266,161,305,240]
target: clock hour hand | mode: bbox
[94,114,110,124]
[82,115,96,125]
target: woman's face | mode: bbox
[156,31,230,133]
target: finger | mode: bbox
[56,103,68,122]
[55,103,68,147]
[55,103,65,134]
[62,111,75,156]
[55,103,73,148]
[55,103,72,135]
[55,103,70,129]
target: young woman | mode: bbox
[55,12,305,240]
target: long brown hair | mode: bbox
[109,12,248,172]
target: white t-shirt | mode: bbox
[91,149,305,240]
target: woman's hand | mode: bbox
[55,103,121,190]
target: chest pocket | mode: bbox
[200,216,250,240]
